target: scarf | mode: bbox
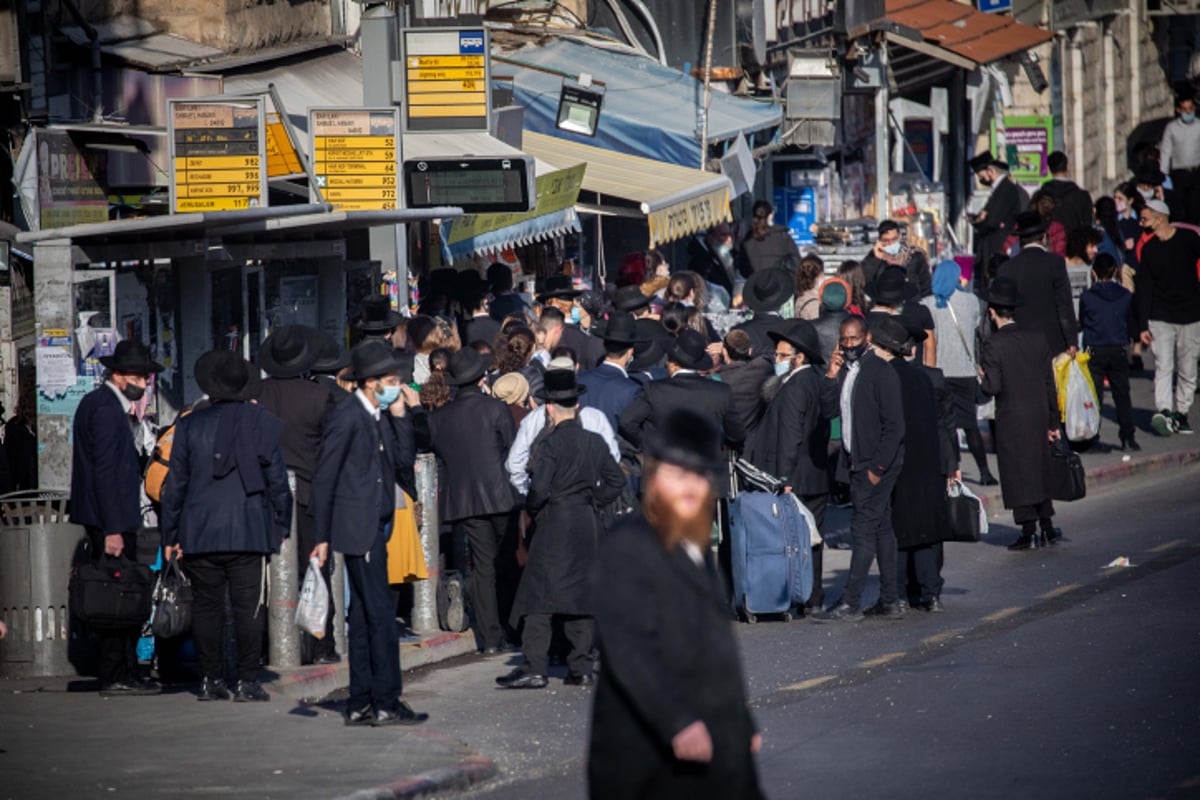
[932,259,963,309]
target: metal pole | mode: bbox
[410,452,440,634]
[699,0,719,169]
[875,43,890,222]
[268,471,301,668]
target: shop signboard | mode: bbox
[36,129,109,229]
[992,115,1053,194]
[401,27,491,132]
[309,107,402,212]
[168,97,267,213]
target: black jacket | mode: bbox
[559,323,606,370]
[1042,178,1094,233]
[256,376,332,507]
[69,386,143,534]
[619,372,746,452]
[731,313,784,361]
[578,361,643,435]
[686,237,748,296]
[429,386,516,521]
[862,247,933,298]
[464,314,501,348]
[749,367,830,496]
[160,402,293,555]
[589,515,763,800]
[312,393,416,556]
[973,177,1028,280]
[997,245,1079,355]
[821,351,905,476]
[716,358,773,440]
[890,360,951,549]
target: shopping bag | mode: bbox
[1064,358,1101,441]
[295,557,331,639]
[945,480,988,542]
[386,492,428,584]
[150,555,193,639]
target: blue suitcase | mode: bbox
[728,492,813,623]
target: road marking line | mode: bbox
[781,675,836,692]
[1148,539,1186,553]
[982,606,1023,622]
[1037,584,1081,600]
[858,652,906,669]
[922,628,968,645]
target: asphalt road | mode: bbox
[415,462,1200,800]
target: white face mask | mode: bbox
[882,242,902,256]
[1138,187,1155,201]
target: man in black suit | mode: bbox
[866,265,937,366]
[428,348,517,653]
[731,267,792,357]
[309,332,353,406]
[813,316,906,622]
[1042,151,1094,233]
[748,319,831,610]
[461,279,501,347]
[715,329,773,439]
[311,341,427,727]
[538,275,605,369]
[69,340,164,696]
[589,409,764,799]
[354,294,404,346]
[256,325,339,665]
[578,311,645,434]
[612,285,653,319]
[970,154,1029,288]
[487,262,530,323]
[997,210,1079,358]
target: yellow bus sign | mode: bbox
[309,108,402,212]
[168,98,266,214]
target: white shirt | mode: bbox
[600,360,629,378]
[506,406,621,495]
[840,360,861,452]
[355,388,382,422]
[681,539,705,568]
[1161,117,1200,171]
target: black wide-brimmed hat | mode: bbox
[613,285,651,313]
[1013,210,1047,239]
[768,319,825,366]
[644,408,723,476]
[628,319,668,372]
[742,268,793,313]
[1135,167,1166,186]
[600,311,648,346]
[344,340,402,383]
[866,266,917,306]
[867,315,913,357]
[534,367,588,404]
[536,274,582,303]
[445,347,494,387]
[982,276,1027,308]
[194,350,262,402]
[310,333,351,374]
[259,325,325,378]
[666,328,714,371]
[354,295,404,333]
[99,340,164,375]
[968,152,994,172]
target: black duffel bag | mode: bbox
[1049,437,1087,502]
[150,555,193,639]
[69,555,154,629]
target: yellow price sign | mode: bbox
[176,197,253,212]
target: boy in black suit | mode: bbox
[1079,253,1139,451]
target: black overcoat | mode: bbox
[618,373,746,452]
[749,367,830,496]
[69,386,143,534]
[588,515,763,800]
[429,386,516,521]
[996,245,1079,356]
[972,177,1028,277]
[256,376,331,507]
[716,357,773,439]
[979,324,1059,508]
[510,419,625,623]
[730,312,784,361]
[890,360,951,548]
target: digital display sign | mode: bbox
[404,156,535,213]
[168,98,266,213]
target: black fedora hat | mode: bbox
[1013,210,1047,239]
[99,340,164,375]
[310,333,351,375]
[768,319,825,366]
[742,268,793,313]
[867,315,913,357]
[968,152,994,172]
[629,319,668,372]
[600,311,648,346]
[344,340,402,383]
[534,367,588,404]
[983,276,1027,308]
[445,347,494,387]
[354,295,404,333]
[644,408,723,476]
[259,325,324,378]
[194,350,262,402]
[613,285,650,313]
[536,274,582,303]
[866,266,917,306]
[1135,166,1166,186]
[666,328,714,371]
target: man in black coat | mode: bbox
[996,210,1079,358]
[354,294,404,346]
[577,311,645,434]
[589,409,764,799]
[462,280,501,347]
[731,267,792,357]
[497,371,626,689]
[309,332,353,406]
[311,341,427,726]
[69,340,164,696]
[813,316,906,622]
[487,262,530,323]
[748,319,831,610]
[970,154,1029,289]
[979,278,1064,550]
[1042,151,1094,233]
[686,222,746,297]
[256,325,340,664]
[866,266,938,366]
[538,275,605,369]
[428,348,517,653]
[715,329,773,440]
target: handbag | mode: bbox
[69,555,154,629]
[945,480,986,542]
[1049,438,1087,502]
[150,554,193,638]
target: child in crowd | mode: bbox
[1078,253,1139,451]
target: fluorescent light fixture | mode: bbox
[556,79,605,137]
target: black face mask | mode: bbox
[1141,224,1156,234]
[121,383,146,403]
[979,176,994,188]
[842,343,868,363]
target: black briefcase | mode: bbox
[69,556,154,629]
[945,481,983,543]
[1049,439,1087,502]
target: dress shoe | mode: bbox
[344,705,375,726]
[977,472,999,487]
[810,603,865,624]
[1040,527,1063,547]
[313,652,341,665]
[1007,533,1038,551]
[196,677,231,701]
[495,668,548,689]
[1120,436,1141,452]
[233,680,270,702]
[864,600,906,620]
[373,701,429,726]
[99,681,160,697]
[921,597,945,613]
[564,673,595,687]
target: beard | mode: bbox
[642,479,716,551]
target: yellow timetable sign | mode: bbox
[310,107,401,211]
[169,99,265,214]
[266,112,304,177]
[402,28,491,131]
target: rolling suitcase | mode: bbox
[728,491,813,623]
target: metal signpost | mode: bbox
[309,107,402,212]
[168,97,267,213]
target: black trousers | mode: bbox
[185,552,264,684]
[460,513,511,651]
[1012,498,1055,526]
[85,527,140,687]
[1169,167,1200,224]
[344,524,402,712]
[522,613,593,677]
[899,544,944,604]
[842,468,901,609]
[295,501,337,662]
[1088,345,1135,440]
[799,493,828,608]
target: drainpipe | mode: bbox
[1103,19,1118,183]
[1068,28,1085,192]
[1128,0,1141,128]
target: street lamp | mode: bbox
[556,75,605,137]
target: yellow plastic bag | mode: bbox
[386,492,428,584]
[1053,351,1098,423]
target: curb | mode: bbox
[339,756,498,800]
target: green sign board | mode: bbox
[991,115,1054,193]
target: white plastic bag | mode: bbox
[948,479,989,536]
[1064,360,1101,441]
[295,557,330,639]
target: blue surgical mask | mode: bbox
[374,384,401,407]
[1183,112,1196,123]
[570,306,582,325]
[882,242,902,256]
[774,360,792,377]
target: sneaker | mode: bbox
[1151,411,1176,437]
[810,603,865,624]
[1173,412,1193,434]
[233,680,270,702]
[863,600,907,620]
[196,677,231,701]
